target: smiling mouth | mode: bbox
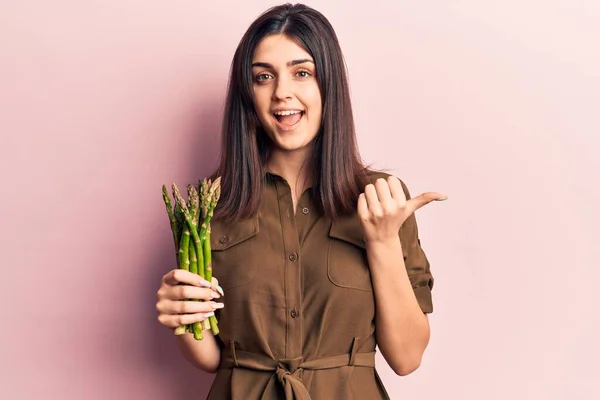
[273,111,304,128]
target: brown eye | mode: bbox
[296,70,311,78]
[255,73,272,82]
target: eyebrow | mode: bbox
[251,59,314,68]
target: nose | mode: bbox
[272,76,293,101]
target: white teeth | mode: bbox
[273,110,301,116]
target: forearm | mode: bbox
[367,237,430,375]
[175,328,221,373]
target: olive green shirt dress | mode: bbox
[206,170,434,400]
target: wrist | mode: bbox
[364,236,402,249]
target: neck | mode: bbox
[266,147,314,201]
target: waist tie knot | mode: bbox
[275,359,309,400]
[222,338,375,400]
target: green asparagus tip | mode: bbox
[172,183,189,212]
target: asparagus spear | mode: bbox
[163,184,187,336]
[200,178,221,334]
[197,179,209,278]
[188,184,207,340]
[187,184,200,276]
[178,223,191,273]
[161,185,179,256]
[171,185,193,335]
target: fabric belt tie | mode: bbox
[222,338,375,400]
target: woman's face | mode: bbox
[251,34,322,156]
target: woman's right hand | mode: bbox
[156,269,224,330]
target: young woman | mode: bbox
[156,3,446,399]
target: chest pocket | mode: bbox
[209,215,259,290]
[327,214,373,292]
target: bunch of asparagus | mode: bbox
[161,177,221,340]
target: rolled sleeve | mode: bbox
[398,179,435,314]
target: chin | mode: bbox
[265,129,314,153]
[273,139,312,153]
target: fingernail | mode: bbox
[204,311,215,317]
[199,279,212,287]
[435,197,448,201]
[210,291,221,299]
[212,303,224,309]
[216,285,224,296]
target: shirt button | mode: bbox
[219,236,228,244]
[301,207,309,214]
[288,252,298,261]
[290,309,298,318]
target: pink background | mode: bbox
[1,0,599,399]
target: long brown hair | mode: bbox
[213,3,369,222]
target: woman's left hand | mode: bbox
[357,176,447,244]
